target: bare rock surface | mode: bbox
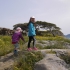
[0,53,14,70]
[34,54,68,70]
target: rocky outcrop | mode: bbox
[34,54,68,70]
[34,49,70,70]
[36,40,57,47]
[0,49,70,70]
[36,40,70,49]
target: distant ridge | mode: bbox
[65,34,70,38]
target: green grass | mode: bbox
[0,35,70,56]
[0,36,14,56]
[36,36,70,43]
[0,35,27,56]
[13,51,43,70]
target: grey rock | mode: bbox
[34,54,68,70]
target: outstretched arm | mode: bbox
[20,33,25,42]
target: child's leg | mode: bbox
[28,36,32,48]
[32,36,38,50]
[33,36,36,47]
[14,43,19,55]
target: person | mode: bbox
[12,27,25,55]
[27,16,38,51]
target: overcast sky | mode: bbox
[0,0,70,35]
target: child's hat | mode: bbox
[31,16,35,18]
[16,27,22,32]
[16,27,22,30]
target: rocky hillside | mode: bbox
[0,41,70,70]
[0,49,70,70]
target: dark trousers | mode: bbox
[28,36,36,48]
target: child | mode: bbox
[27,16,38,51]
[12,27,25,55]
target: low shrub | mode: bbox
[13,51,43,70]
[60,53,70,64]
